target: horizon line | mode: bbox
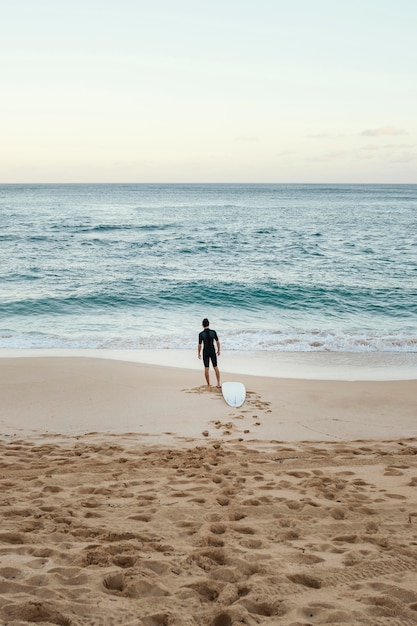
[1,181,416,186]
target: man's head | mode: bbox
[202,318,209,328]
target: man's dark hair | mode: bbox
[202,318,209,327]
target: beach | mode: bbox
[1,353,417,625]
[1,351,417,442]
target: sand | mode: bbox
[1,353,417,625]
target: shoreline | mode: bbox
[1,352,416,442]
[1,348,417,381]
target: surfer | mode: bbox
[198,318,221,387]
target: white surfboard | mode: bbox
[221,382,246,408]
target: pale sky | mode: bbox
[1,0,416,183]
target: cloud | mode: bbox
[307,151,347,162]
[307,133,331,139]
[235,135,260,142]
[360,143,414,152]
[307,133,346,139]
[356,143,416,162]
[360,126,407,137]
[390,151,417,164]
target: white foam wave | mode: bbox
[1,327,416,353]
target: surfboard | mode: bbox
[221,382,246,408]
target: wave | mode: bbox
[1,327,416,353]
[1,183,416,354]
[152,281,417,318]
[70,223,177,235]
[1,281,416,319]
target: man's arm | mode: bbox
[216,339,221,356]
[198,342,202,359]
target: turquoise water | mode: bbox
[0,183,416,351]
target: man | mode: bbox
[198,318,221,387]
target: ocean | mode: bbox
[1,183,416,353]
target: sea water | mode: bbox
[1,183,416,353]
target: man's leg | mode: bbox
[204,367,210,386]
[214,366,221,388]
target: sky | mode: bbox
[1,0,416,183]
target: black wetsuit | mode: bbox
[198,328,219,367]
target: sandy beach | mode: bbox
[1,353,417,625]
